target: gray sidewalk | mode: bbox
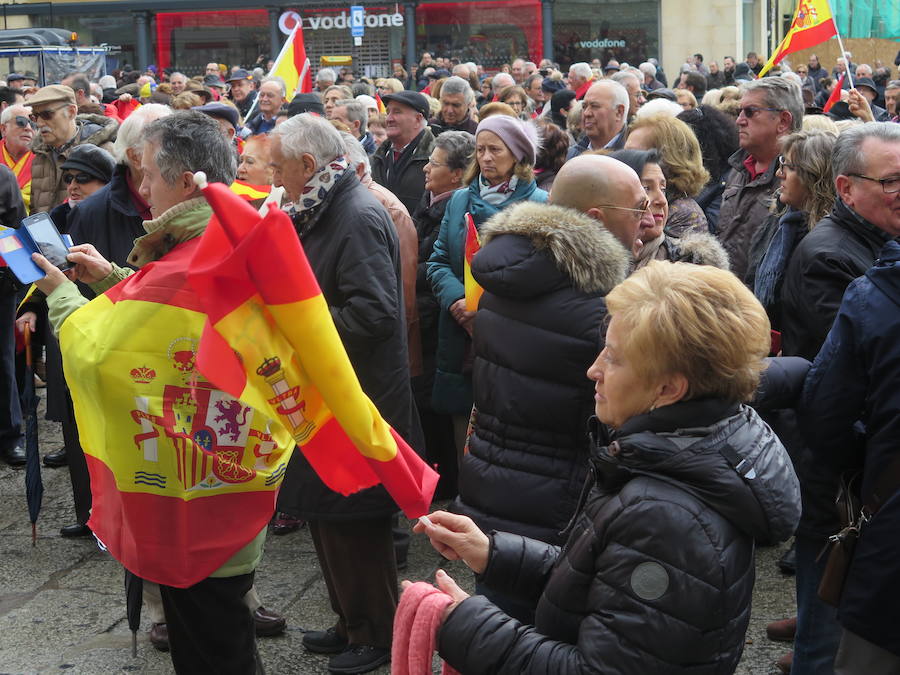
[0,408,796,674]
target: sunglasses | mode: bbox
[738,106,783,119]
[13,116,35,129]
[29,104,69,122]
[63,172,97,185]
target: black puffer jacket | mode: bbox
[439,399,801,674]
[276,171,422,520]
[453,201,629,544]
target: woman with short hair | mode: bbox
[625,113,711,236]
[414,261,801,673]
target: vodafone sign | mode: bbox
[279,9,403,34]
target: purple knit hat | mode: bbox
[475,115,537,165]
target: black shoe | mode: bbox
[2,444,25,467]
[43,447,67,468]
[778,543,797,575]
[303,626,348,654]
[328,645,390,674]
[149,622,169,652]
[60,523,91,538]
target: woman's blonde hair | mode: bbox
[780,129,838,229]
[627,114,710,197]
[379,77,404,94]
[674,88,698,109]
[170,92,202,110]
[606,261,770,402]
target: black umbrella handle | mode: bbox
[23,323,32,368]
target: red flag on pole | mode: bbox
[823,73,845,112]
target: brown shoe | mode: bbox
[149,622,169,652]
[253,606,286,637]
[776,651,793,674]
[766,616,797,642]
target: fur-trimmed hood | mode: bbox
[671,231,731,270]
[474,201,630,296]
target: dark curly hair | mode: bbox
[535,119,569,173]
[677,104,739,183]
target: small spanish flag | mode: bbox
[758,0,837,78]
[374,93,387,115]
[823,73,844,113]
[229,180,271,202]
[188,177,439,518]
[464,212,484,312]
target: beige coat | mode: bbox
[29,114,117,215]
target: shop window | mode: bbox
[553,0,659,67]
[32,13,135,72]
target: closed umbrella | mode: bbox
[124,569,143,657]
[22,324,43,545]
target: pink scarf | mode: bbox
[392,582,461,675]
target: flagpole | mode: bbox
[242,22,299,122]
[825,0,854,89]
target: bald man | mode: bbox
[550,154,646,253]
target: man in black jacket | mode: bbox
[780,122,900,673]
[371,90,435,216]
[271,113,422,675]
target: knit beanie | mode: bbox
[475,115,537,165]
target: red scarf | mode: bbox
[0,140,33,190]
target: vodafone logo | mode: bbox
[279,11,302,35]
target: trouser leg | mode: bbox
[61,391,91,524]
[159,572,257,675]
[792,534,842,674]
[308,517,397,647]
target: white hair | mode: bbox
[316,67,336,83]
[340,131,370,178]
[272,113,344,167]
[356,94,378,111]
[781,72,803,88]
[639,62,657,79]
[611,70,641,89]
[261,75,287,97]
[492,73,515,91]
[635,98,684,119]
[113,103,173,164]
[569,62,593,81]
[98,75,117,89]
[588,80,631,119]
[0,104,30,125]
[701,89,723,106]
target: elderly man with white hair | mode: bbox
[568,61,594,99]
[568,80,630,158]
[316,67,336,92]
[639,61,665,91]
[0,103,35,211]
[491,72,516,99]
[270,113,422,675]
[168,72,188,94]
[429,75,478,134]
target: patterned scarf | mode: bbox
[478,174,518,206]
[288,156,349,224]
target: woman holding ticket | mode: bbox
[409,262,802,674]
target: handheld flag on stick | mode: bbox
[823,73,845,112]
[464,213,484,312]
[188,173,439,519]
[244,21,312,120]
[757,0,838,78]
[229,180,272,202]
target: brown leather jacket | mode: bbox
[29,114,117,215]
[715,148,780,281]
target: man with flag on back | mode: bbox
[29,110,280,673]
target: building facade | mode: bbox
[0,0,782,82]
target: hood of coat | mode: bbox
[593,399,801,543]
[473,201,630,297]
[671,230,731,269]
[867,240,900,307]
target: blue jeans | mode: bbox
[793,534,842,674]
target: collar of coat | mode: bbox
[477,200,630,294]
[127,197,211,268]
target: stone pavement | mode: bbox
[0,405,797,674]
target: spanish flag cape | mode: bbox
[60,177,437,587]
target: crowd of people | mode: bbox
[0,44,899,674]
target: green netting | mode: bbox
[849,0,874,37]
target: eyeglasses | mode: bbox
[63,172,96,185]
[13,116,35,129]
[597,199,651,218]
[738,106,783,119]
[848,173,900,194]
[426,158,448,168]
[777,156,799,171]
[29,104,68,122]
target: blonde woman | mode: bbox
[412,261,800,673]
[625,113,711,236]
